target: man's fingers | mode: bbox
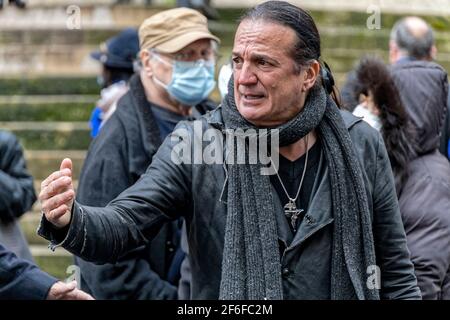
[41,158,73,190]
[65,289,95,300]
[40,176,72,201]
[49,281,94,300]
[60,158,73,172]
[44,189,74,214]
[41,169,72,189]
[48,204,70,221]
[49,281,75,299]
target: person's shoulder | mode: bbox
[391,61,448,82]
[0,129,18,144]
[340,110,383,169]
[83,112,129,163]
[0,130,20,154]
[340,109,380,144]
[97,110,128,141]
[114,90,137,119]
[391,60,445,71]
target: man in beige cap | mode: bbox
[138,7,219,115]
[71,7,219,300]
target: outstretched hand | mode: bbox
[39,158,75,229]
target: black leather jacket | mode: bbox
[39,108,421,300]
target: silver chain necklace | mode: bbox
[271,134,309,231]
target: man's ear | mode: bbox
[302,60,320,92]
[389,40,399,64]
[430,45,437,60]
[140,50,153,77]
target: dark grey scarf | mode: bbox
[219,81,379,300]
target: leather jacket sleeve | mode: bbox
[38,122,193,264]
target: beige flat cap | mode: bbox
[139,7,220,53]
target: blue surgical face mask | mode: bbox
[152,53,216,106]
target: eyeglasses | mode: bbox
[150,48,217,63]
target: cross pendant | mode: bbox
[284,200,304,231]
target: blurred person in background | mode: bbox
[89,28,139,138]
[0,130,35,262]
[177,0,218,20]
[217,61,233,100]
[341,17,450,162]
[0,132,92,300]
[341,17,450,160]
[352,56,450,300]
[0,0,26,9]
[74,8,219,300]
[389,17,450,161]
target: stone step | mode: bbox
[30,244,72,257]
[31,245,74,280]
[21,213,52,246]
[319,27,450,53]
[3,22,449,46]
[2,31,449,76]
[0,77,97,95]
[0,28,121,46]
[5,0,450,15]
[1,121,91,150]
[219,44,450,74]
[0,95,96,121]
[322,47,450,73]
[25,150,86,180]
[0,121,89,130]
[0,44,101,76]
[0,1,448,32]
[0,5,448,76]
[0,3,163,30]
[0,42,374,76]
[216,0,450,17]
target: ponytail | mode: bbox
[320,61,341,108]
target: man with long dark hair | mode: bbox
[37,1,420,299]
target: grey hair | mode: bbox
[390,17,435,60]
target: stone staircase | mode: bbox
[0,1,449,280]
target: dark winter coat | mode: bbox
[391,61,450,299]
[0,243,56,300]
[0,130,35,261]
